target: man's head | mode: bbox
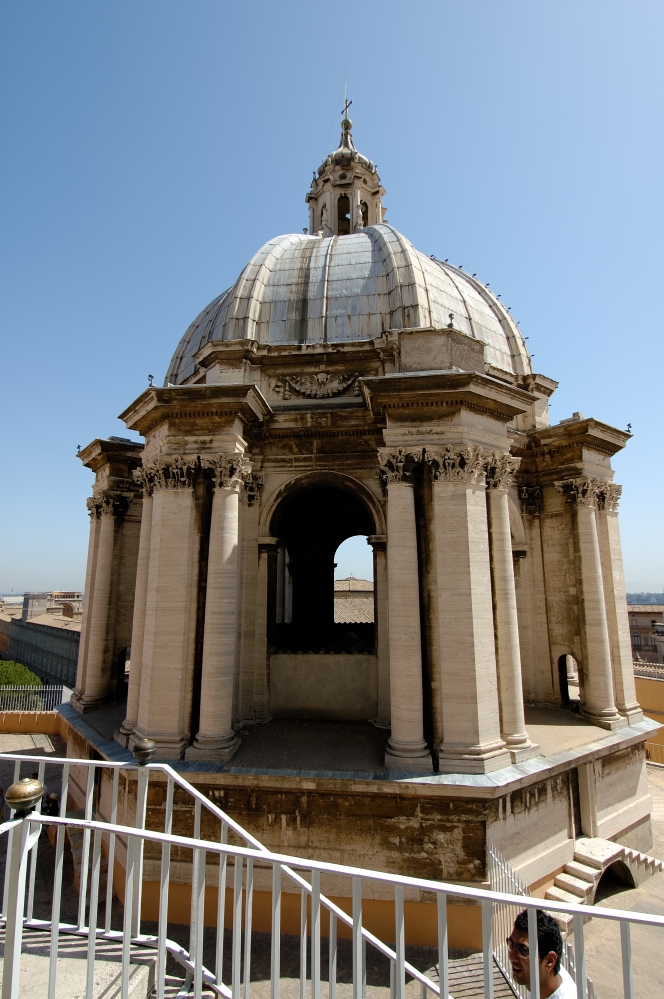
[508,910,563,993]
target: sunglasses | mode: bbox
[506,937,530,958]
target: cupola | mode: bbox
[305,104,385,235]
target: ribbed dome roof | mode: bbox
[166,224,531,385]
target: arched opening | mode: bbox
[558,654,580,710]
[594,861,635,904]
[270,486,375,653]
[337,195,351,235]
[360,201,369,227]
[268,481,378,721]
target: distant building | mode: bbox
[0,591,83,685]
[334,576,374,624]
[629,604,664,664]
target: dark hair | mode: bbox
[514,909,563,974]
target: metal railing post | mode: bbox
[1,818,33,999]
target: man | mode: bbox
[507,909,577,998]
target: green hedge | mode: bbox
[0,661,43,687]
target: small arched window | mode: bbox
[337,195,351,234]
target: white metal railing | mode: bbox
[1,752,661,999]
[488,844,597,999]
[0,685,66,712]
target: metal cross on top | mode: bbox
[343,97,352,118]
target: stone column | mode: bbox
[187,455,250,761]
[73,502,102,698]
[485,454,539,762]
[378,450,432,772]
[71,492,131,712]
[254,537,279,720]
[116,470,154,747]
[368,535,390,729]
[428,446,511,774]
[596,483,643,724]
[556,479,626,731]
[132,456,201,758]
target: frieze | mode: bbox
[425,445,488,485]
[273,371,363,401]
[377,448,422,487]
[86,492,132,519]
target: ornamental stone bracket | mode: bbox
[555,477,621,511]
[86,492,133,519]
[519,485,543,516]
[273,371,364,401]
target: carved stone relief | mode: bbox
[519,486,543,516]
[425,445,488,485]
[200,454,252,491]
[273,371,363,400]
[484,452,521,489]
[377,448,422,487]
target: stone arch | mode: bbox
[260,470,385,539]
[593,860,635,903]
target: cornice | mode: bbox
[361,371,534,424]
[78,437,143,475]
[119,384,272,437]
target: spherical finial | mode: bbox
[6,776,44,816]
[132,738,156,766]
[341,117,352,132]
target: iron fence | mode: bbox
[0,685,65,713]
[0,751,661,999]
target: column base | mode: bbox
[438,741,511,774]
[507,743,541,764]
[384,751,433,773]
[618,705,644,726]
[580,708,628,731]
[69,690,113,715]
[184,737,241,763]
[128,731,188,760]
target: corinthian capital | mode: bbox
[425,445,488,485]
[201,453,252,490]
[555,478,603,508]
[597,483,622,512]
[377,448,422,488]
[86,492,132,519]
[144,456,199,491]
[133,466,154,496]
[484,451,521,489]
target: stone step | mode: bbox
[545,886,583,906]
[564,861,600,884]
[574,837,624,870]
[554,873,593,899]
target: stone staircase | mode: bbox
[546,837,664,909]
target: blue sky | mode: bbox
[1,1,662,593]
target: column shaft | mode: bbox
[384,480,432,771]
[596,495,642,724]
[133,483,199,758]
[73,509,101,700]
[487,487,538,762]
[77,508,116,707]
[370,538,391,729]
[116,493,153,745]
[187,485,241,760]
[573,499,625,730]
[432,466,510,774]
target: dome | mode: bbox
[166,224,531,385]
